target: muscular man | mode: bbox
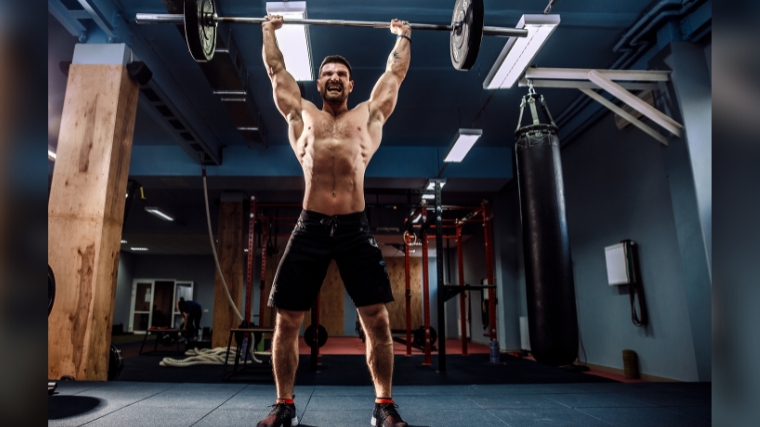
[177,298,202,341]
[256,15,411,427]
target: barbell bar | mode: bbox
[135,0,528,70]
[135,14,526,37]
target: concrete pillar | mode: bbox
[651,42,712,381]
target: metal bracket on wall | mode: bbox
[519,67,683,145]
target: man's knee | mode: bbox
[358,304,390,335]
[276,309,305,334]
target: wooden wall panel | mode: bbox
[211,201,244,348]
[48,64,139,380]
[304,260,345,337]
[262,253,418,337]
[386,257,422,331]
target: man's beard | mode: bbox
[320,83,348,103]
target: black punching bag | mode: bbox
[514,91,578,366]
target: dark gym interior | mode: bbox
[47,0,715,426]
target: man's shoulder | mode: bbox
[299,99,319,117]
[354,100,371,111]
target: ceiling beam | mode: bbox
[579,88,667,145]
[525,67,671,82]
[587,70,682,137]
[518,78,658,91]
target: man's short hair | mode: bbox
[319,55,352,80]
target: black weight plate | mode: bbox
[235,320,250,346]
[304,324,328,348]
[48,264,55,316]
[411,326,438,347]
[450,0,484,70]
[108,344,124,381]
[184,0,217,62]
[160,333,176,346]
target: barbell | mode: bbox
[136,0,528,70]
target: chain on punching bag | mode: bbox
[514,84,578,366]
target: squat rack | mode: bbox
[404,179,497,372]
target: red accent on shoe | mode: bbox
[277,398,295,405]
[375,398,394,404]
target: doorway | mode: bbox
[129,279,194,332]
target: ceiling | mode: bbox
[48,0,706,255]
[116,0,647,149]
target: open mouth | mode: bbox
[327,84,342,94]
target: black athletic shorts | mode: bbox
[268,210,394,311]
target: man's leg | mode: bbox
[272,308,305,400]
[357,303,394,398]
[192,313,202,339]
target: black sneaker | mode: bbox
[256,402,299,427]
[372,402,408,427]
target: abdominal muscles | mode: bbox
[301,138,367,215]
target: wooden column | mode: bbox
[211,198,244,348]
[48,45,139,381]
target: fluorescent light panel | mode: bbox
[145,207,174,221]
[426,181,446,191]
[422,194,436,200]
[483,14,560,90]
[444,129,483,163]
[121,240,127,244]
[266,2,313,81]
[131,247,149,251]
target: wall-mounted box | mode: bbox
[605,243,630,285]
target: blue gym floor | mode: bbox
[48,381,710,426]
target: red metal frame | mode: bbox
[244,197,256,326]
[259,216,269,327]
[482,200,497,342]
[404,232,412,356]
[456,223,468,355]
[238,197,257,356]
[421,211,432,365]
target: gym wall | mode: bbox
[113,252,135,329]
[491,186,529,351]
[478,111,707,380]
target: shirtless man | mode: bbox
[256,15,411,427]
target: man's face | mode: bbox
[317,62,353,103]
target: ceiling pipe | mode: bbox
[613,0,684,53]
[555,0,703,129]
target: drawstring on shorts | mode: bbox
[320,216,340,236]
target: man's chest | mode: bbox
[306,111,368,141]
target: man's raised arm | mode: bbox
[369,19,412,124]
[262,16,303,129]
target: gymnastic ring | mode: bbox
[403,231,418,247]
